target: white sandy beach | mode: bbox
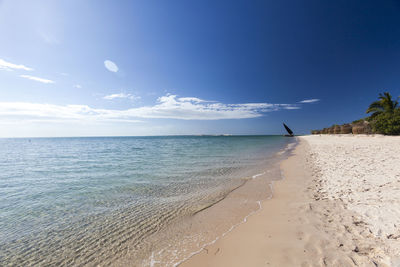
[303,135,400,265]
[182,135,400,267]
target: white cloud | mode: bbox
[0,102,142,123]
[299,99,320,103]
[0,59,33,71]
[103,93,141,101]
[104,60,118,72]
[20,75,55,84]
[74,84,82,89]
[0,94,300,123]
[178,97,208,103]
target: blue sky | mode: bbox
[1,0,400,137]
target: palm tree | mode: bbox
[366,92,399,118]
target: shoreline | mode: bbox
[172,178,278,267]
[181,136,400,267]
[138,140,295,266]
[180,137,310,267]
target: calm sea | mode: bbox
[0,135,295,266]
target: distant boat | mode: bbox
[283,123,294,137]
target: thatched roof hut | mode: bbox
[340,124,352,134]
[351,121,372,134]
[333,125,341,134]
[311,120,375,135]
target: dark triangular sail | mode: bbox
[283,123,293,136]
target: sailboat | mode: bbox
[283,123,294,137]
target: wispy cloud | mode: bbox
[0,94,300,123]
[104,60,118,72]
[0,59,33,71]
[0,102,142,123]
[20,75,55,84]
[103,93,140,101]
[177,97,214,103]
[299,99,320,103]
[74,84,82,89]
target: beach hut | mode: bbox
[340,124,352,134]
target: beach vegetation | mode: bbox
[366,92,399,118]
[370,109,400,135]
[352,118,365,124]
[312,92,400,135]
[366,92,400,135]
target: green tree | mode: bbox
[366,92,399,118]
[371,109,400,135]
[366,92,400,135]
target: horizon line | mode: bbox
[0,134,294,139]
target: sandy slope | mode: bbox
[181,136,400,267]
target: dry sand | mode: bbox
[181,135,400,267]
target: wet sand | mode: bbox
[138,144,290,266]
[181,136,400,267]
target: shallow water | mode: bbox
[0,135,294,266]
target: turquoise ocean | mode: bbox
[0,136,295,266]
